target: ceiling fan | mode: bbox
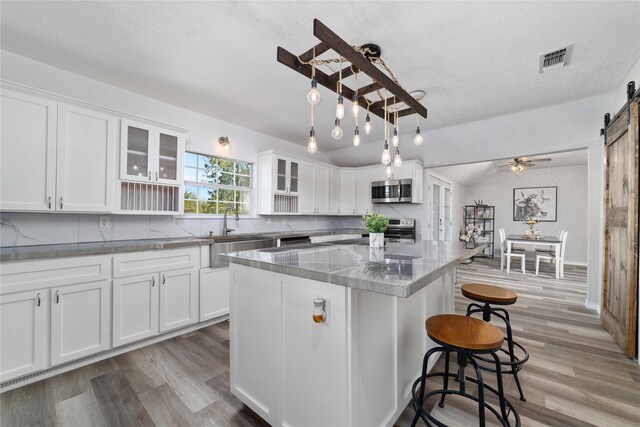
[499,156,552,172]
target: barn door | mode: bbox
[602,94,639,359]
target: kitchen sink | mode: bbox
[209,235,277,268]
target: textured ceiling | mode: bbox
[1,1,639,152]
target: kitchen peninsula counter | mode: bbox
[223,239,486,427]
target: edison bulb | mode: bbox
[331,120,344,140]
[307,80,321,105]
[336,96,345,119]
[413,128,423,145]
[307,135,317,153]
[394,151,402,167]
[352,100,359,118]
[353,133,360,147]
[381,147,391,165]
[392,128,399,146]
[365,114,371,135]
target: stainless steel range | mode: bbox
[385,218,416,242]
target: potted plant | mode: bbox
[362,213,389,248]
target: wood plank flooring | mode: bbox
[1,258,639,426]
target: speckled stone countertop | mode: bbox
[220,239,487,298]
[0,229,367,262]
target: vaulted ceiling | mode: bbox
[2,1,639,151]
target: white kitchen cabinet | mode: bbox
[0,290,48,382]
[275,156,300,194]
[315,165,331,215]
[300,163,331,215]
[159,268,197,332]
[112,274,159,347]
[355,168,373,215]
[329,168,340,215]
[1,90,57,211]
[50,281,110,365]
[339,169,357,215]
[199,268,230,321]
[56,104,118,212]
[0,89,118,213]
[257,151,301,215]
[120,119,185,185]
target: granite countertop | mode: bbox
[220,239,487,298]
[0,229,367,262]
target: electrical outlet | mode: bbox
[99,216,112,229]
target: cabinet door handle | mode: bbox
[162,274,166,284]
[152,276,155,287]
[36,293,41,307]
[59,197,63,210]
[148,171,152,181]
[48,196,52,209]
[55,291,60,304]
[155,171,159,181]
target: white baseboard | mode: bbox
[584,301,601,314]
[564,260,588,267]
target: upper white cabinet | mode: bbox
[120,120,184,185]
[300,163,332,215]
[338,169,357,216]
[56,104,118,212]
[329,168,340,215]
[275,157,300,194]
[258,151,301,215]
[355,168,373,215]
[0,290,48,382]
[1,89,117,213]
[1,90,57,211]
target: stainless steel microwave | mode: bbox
[371,179,412,203]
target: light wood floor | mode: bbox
[2,258,639,426]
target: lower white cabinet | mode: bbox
[199,268,230,321]
[0,290,48,382]
[50,281,110,365]
[113,274,159,347]
[159,268,197,332]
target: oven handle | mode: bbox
[398,182,402,202]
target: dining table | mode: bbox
[505,234,563,278]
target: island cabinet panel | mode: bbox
[230,265,280,424]
[0,290,48,382]
[279,276,348,427]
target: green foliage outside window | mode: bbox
[184,153,252,215]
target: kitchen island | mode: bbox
[221,239,486,427]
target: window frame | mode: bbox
[182,151,253,217]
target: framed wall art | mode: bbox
[513,186,557,222]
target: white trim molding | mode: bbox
[584,300,601,315]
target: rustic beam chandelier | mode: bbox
[277,19,427,175]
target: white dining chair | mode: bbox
[499,228,526,273]
[535,231,568,278]
[536,230,563,254]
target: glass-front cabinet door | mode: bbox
[274,158,299,193]
[289,161,299,193]
[276,158,287,192]
[155,129,183,185]
[121,120,153,182]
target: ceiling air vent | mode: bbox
[539,44,573,73]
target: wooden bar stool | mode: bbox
[411,314,520,427]
[461,283,529,402]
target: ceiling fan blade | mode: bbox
[498,164,511,168]
[531,158,552,162]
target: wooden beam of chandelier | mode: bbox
[277,19,427,124]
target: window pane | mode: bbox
[198,201,216,214]
[185,152,198,168]
[184,166,197,183]
[198,155,212,169]
[237,203,249,214]
[219,172,234,186]
[184,200,197,213]
[236,162,250,175]
[184,185,198,200]
[198,167,218,184]
[198,187,216,202]
[236,175,250,188]
[218,189,235,202]
[217,202,232,214]
[236,190,250,204]
[218,159,235,173]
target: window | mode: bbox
[184,152,252,215]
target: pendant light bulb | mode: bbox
[353,127,360,147]
[307,80,321,105]
[336,95,345,120]
[381,141,391,165]
[393,149,402,167]
[414,117,423,145]
[352,96,359,118]
[307,127,317,153]
[392,127,399,147]
[331,119,344,140]
[365,113,371,135]
[386,165,392,178]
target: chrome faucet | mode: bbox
[222,206,240,236]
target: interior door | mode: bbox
[56,104,117,212]
[0,90,57,211]
[432,183,441,240]
[602,97,639,358]
[443,187,452,241]
[427,174,453,242]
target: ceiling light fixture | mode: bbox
[413,114,423,145]
[218,136,231,152]
[279,19,427,157]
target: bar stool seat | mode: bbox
[411,314,520,427]
[461,283,529,402]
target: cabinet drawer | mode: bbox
[112,248,198,278]
[0,255,109,294]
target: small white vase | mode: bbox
[369,232,384,248]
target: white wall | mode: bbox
[613,56,640,108]
[465,165,588,265]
